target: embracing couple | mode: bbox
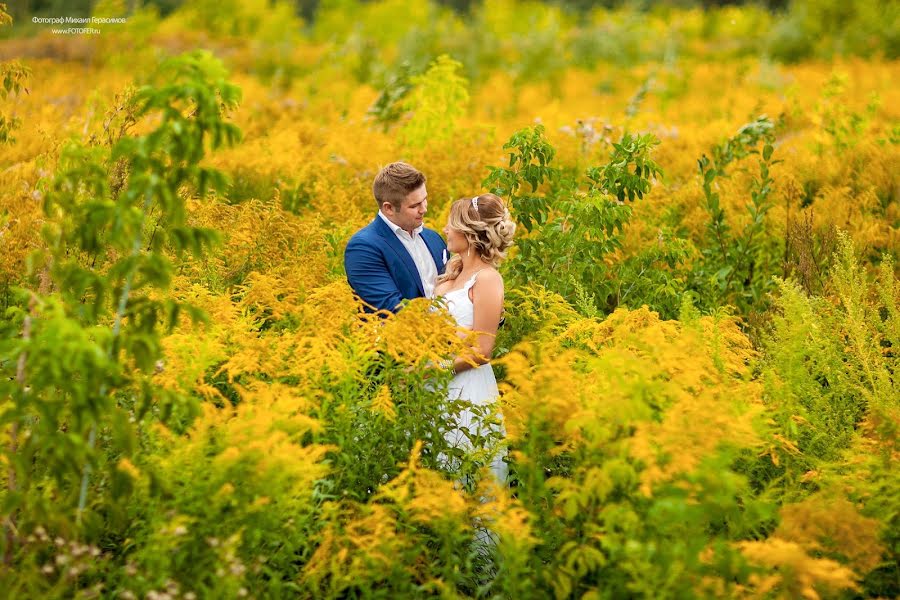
[344,161,516,483]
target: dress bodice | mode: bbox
[439,271,483,329]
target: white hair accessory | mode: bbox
[471,196,479,211]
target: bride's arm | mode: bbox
[452,270,504,374]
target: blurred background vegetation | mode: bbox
[10,0,797,17]
[5,0,898,63]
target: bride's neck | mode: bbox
[460,253,487,272]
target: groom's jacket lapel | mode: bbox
[421,230,447,276]
[373,217,426,297]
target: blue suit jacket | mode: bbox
[344,217,448,313]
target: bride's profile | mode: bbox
[433,193,516,484]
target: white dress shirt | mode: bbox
[377,210,438,299]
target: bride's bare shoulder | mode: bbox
[475,267,503,286]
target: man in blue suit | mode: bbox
[344,162,448,312]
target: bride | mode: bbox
[433,193,516,484]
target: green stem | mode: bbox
[4,295,35,564]
[76,190,152,525]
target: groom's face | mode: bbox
[384,184,428,234]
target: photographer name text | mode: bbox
[32,16,128,24]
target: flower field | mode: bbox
[0,0,898,597]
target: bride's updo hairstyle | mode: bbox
[438,193,516,283]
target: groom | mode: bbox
[344,162,448,313]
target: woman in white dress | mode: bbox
[433,193,516,485]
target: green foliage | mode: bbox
[0,4,29,145]
[745,235,900,596]
[176,0,301,39]
[690,115,782,316]
[399,54,469,149]
[0,50,242,563]
[587,133,663,203]
[814,70,881,154]
[119,413,328,597]
[767,0,900,61]
[490,305,777,598]
[493,284,580,360]
[611,229,692,318]
[756,234,899,472]
[485,124,676,316]
[312,355,491,501]
[100,299,501,597]
[367,61,416,129]
[569,11,651,67]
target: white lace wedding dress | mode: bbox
[440,270,507,484]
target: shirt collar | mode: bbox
[378,210,423,236]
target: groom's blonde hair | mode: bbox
[373,162,426,211]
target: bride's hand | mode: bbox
[404,359,451,373]
[426,359,452,369]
